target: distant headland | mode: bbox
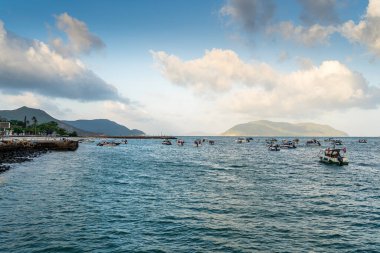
[222,120,348,137]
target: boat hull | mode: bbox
[319,156,349,166]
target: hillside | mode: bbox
[62,119,145,136]
[0,106,91,136]
[222,120,348,137]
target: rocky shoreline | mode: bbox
[0,140,78,174]
[0,149,48,173]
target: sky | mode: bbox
[1,0,380,136]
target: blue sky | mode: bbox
[0,0,380,136]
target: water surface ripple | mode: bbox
[1,137,380,252]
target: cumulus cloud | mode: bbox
[221,0,380,57]
[0,19,127,103]
[297,0,339,25]
[153,49,380,117]
[220,0,275,32]
[52,13,105,56]
[340,0,380,56]
[267,21,337,46]
[151,49,278,92]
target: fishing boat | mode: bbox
[266,138,277,144]
[319,147,348,166]
[331,139,343,145]
[306,139,321,146]
[268,144,280,151]
[280,140,297,149]
[162,139,172,145]
[194,139,202,147]
[235,137,250,143]
[177,139,185,146]
[358,139,367,143]
[97,141,121,147]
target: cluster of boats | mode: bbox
[161,138,215,146]
[93,136,369,166]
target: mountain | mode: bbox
[222,120,348,137]
[0,106,91,136]
[62,119,145,136]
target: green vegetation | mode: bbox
[7,117,77,136]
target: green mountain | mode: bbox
[0,106,90,135]
[62,119,145,136]
[0,106,145,136]
[222,120,348,137]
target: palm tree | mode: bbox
[31,116,38,135]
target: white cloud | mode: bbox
[153,49,380,117]
[0,19,127,103]
[52,13,104,56]
[340,0,380,56]
[151,49,278,93]
[267,22,336,46]
[221,0,380,58]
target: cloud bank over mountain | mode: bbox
[153,49,380,117]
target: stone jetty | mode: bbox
[0,139,78,173]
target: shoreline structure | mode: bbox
[0,139,79,173]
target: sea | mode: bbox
[1,137,380,252]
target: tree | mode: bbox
[31,116,38,135]
[69,131,78,137]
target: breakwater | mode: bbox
[0,140,78,173]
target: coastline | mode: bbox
[0,139,79,173]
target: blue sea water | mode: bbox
[1,137,380,252]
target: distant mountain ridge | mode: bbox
[0,106,91,136]
[222,120,348,137]
[62,119,145,136]
[0,106,145,136]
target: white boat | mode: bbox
[194,139,202,147]
[235,137,250,143]
[162,139,172,145]
[358,139,367,143]
[280,140,297,149]
[306,139,321,146]
[319,147,348,166]
[268,144,280,151]
[97,141,120,147]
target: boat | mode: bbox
[97,141,121,147]
[194,139,202,147]
[123,139,128,144]
[177,139,185,146]
[331,139,343,145]
[268,144,280,151]
[208,140,215,145]
[162,139,172,145]
[358,139,367,143]
[280,140,297,149]
[306,139,321,146]
[319,147,348,166]
[235,137,250,143]
[265,138,277,144]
